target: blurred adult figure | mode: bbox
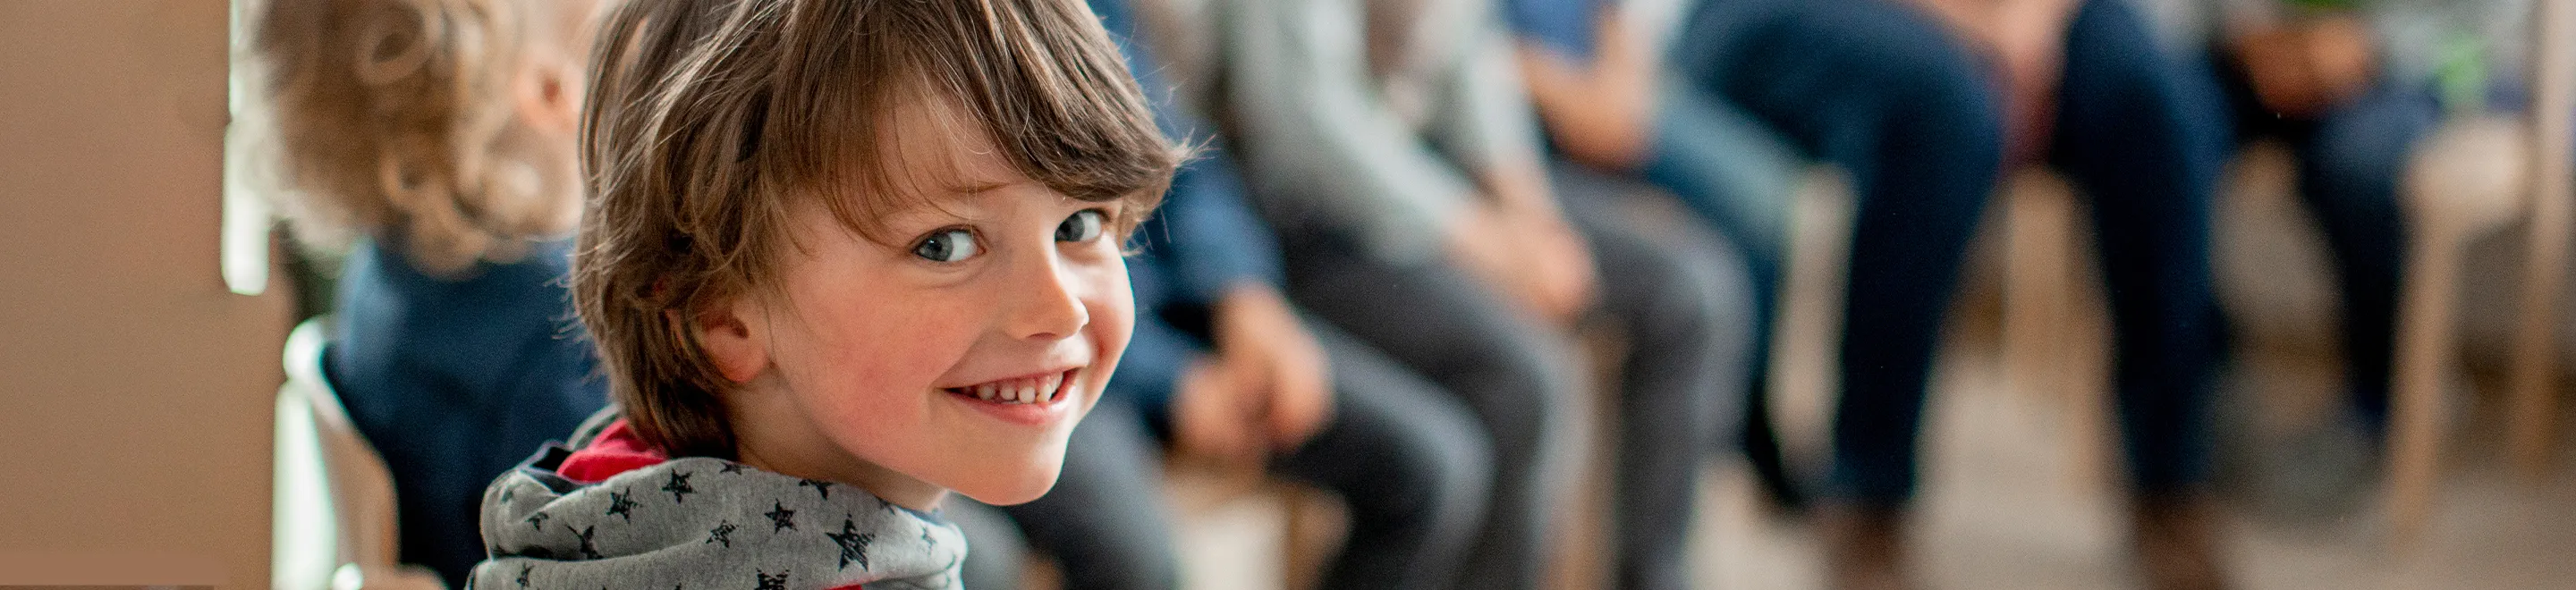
[1220,0,1761,588]
[1504,0,2233,587]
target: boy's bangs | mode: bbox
[759,0,1176,242]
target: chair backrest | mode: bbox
[274,316,422,589]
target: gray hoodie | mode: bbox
[466,415,968,590]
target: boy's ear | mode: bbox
[682,299,768,384]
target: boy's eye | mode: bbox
[911,229,979,263]
[1055,210,1106,243]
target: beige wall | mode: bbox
[0,1,291,588]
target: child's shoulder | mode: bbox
[470,419,968,590]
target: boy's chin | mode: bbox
[948,463,1064,506]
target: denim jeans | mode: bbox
[2216,46,2445,434]
[1653,0,2224,502]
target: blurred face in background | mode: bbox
[513,0,601,139]
[498,0,606,233]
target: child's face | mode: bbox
[709,97,1134,508]
[510,0,601,139]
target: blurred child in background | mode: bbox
[252,1,607,585]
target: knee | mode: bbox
[1631,240,1758,414]
[1629,241,1759,364]
[1904,63,2005,164]
[1457,323,1587,438]
[2057,0,2216,126]
[1845,7,2001,132]
[1359,410,1496,535]
[1856,35,2004,175]
[1478,338,1587,461]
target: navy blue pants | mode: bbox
[2215,49,2443,434]
[1658,0,2224,503]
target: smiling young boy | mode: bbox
[466,0,1175,587]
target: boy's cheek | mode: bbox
[1086,275,1138,388]
[1096,264,1138,345]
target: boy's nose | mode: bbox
[1005,252,1091,341]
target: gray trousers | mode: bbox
[1282,171,1756,590]
[961,322,1494,590]
[957,173,1753,590]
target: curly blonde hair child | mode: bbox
[249,2,613,586]
[255,0,591,274]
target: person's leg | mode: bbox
[2050,0,2228,501]
[2049,2,2232,587]
[1270,322,1494,590]
[996,398,1181,590]
[1281,232,1588,590]
[1675,0,2005,506]
[1555,167,1759,590]
[1665,4,2001,588]
[2295,88,2439,433]
[1639,82,1808,509]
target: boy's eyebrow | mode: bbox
[947,180,1014,195]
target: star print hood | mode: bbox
[469,411,966,590]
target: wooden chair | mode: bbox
[2384,115,2529,544]
[2504,0,2576,486]
[273,317,446,590]
[2385,0,2576,546]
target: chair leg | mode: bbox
[2387,215,2465,549]
[2508,0,2576,479]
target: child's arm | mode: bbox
[1221,0,1481,266]
[1427,23,1602,321]
[1515,5,1658,171]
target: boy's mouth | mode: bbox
[942,368,1077,406]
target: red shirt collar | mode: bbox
[554,419,670,485]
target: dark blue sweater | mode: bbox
[324,238,607,588]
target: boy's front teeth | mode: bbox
[961,373,1064,405]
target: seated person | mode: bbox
[2196,0,2529,481]
[251,0,608,584]
[1221,0,1762,587]
[1508,0,2234,587]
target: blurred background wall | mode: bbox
[0,1,291,588]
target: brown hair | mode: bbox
[577,0,1178,458]
[255,0,587,274]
